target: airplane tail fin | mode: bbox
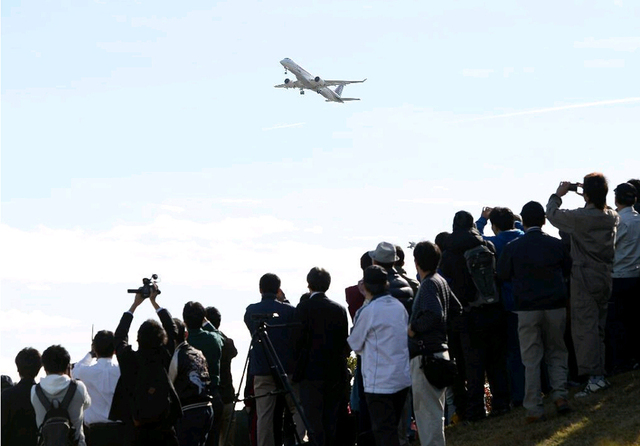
[334,84,345,97]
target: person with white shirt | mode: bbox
[607,183,640,373]
[72,330,123,446]
[348,265,412,446]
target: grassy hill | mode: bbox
[444,370,640,446]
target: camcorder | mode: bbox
[127,274,161,299]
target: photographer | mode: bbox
[109,287,182,445]
[72,330,123,446]
[244,273,303,446]
[546,173,619,397]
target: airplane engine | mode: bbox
[313,76,325,87]
[284,78,292,87]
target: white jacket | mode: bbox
[348,294,412,394]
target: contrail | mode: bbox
[449,97,640,124]
[262,122,306,131]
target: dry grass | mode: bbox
[444,370,640,446]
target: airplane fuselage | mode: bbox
[280,58,345,103]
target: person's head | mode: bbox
[138,319,168,349]
[434,232,450,252]
[520,201,546,229]
[206,306,222,329]
[394,245,406,268]
[183,301,206,330]
[92,330,115,358]
[259,273,281,295]
[360,251,373,271]
[627,179,640,196]
[488,207,515,234]
[583,172,608,210]
[362,265,389,297]
[413,241,441,276]
[452,211,474,231]
[307,267,331,293]
[41,345,70,375]
[15,347,41,380]
[173,318,187,341]
[614,182,637,208]
[368,241,399,269]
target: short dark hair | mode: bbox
[434,232,450,252]
[453,211,474,231]
[583,172,608,210]
[183,301,206,330]
[413,241,441,273]
[259,273,281,294]
[138,319,167,349]
[307,267,331,292]
[521,201,546,228]
[15,347,41,379]
[615,183,637,207]
[41,345,70,375]
[92,330,115,358]
[206,307,222,329]
[360,251,373,271]
[173,318,187,341]
[489,207,515,231]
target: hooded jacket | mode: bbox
[30,374,91,446]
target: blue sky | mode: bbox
[1,0,638,384]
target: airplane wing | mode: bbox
[323,79,367,87]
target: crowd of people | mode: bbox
[2,172,639,446]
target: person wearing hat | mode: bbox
[348,265,411,446]
[369,242,414,314]
[606,182,640,373]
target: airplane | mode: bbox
[274,58,366,103]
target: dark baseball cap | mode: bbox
[363,265,388,286]
[615,182,637,200]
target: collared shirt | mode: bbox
[546,195,618,267]
[71,353,120,425]
[613,206,640,278]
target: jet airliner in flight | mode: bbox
[274,58,366,103]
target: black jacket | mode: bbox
[409,273,462,358]
[1,378,38,446]
[218,333,238,404]
[293,293,350,382]
[109,308,181,425]
[440,228,496,307]
[171,342,211,407]
[497,228,570,311]
[385,267,415,314]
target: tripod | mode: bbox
[227,314,316,446]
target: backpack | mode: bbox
[464,244,499,307]
[132,352,180,426]
[35,380,78,446]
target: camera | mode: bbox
[567,183,583,193]
[127,274,161,299]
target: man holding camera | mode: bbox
[244,273,303,446]
[546,173,618,397]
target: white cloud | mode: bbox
[0,309,82,331]
[159,204,185,213]
[583,59,625,68]
[575,37,640,52]
[523,67,535,73]
[503,67,515,78]
[399,198,481,207]
[461,69,494,78]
